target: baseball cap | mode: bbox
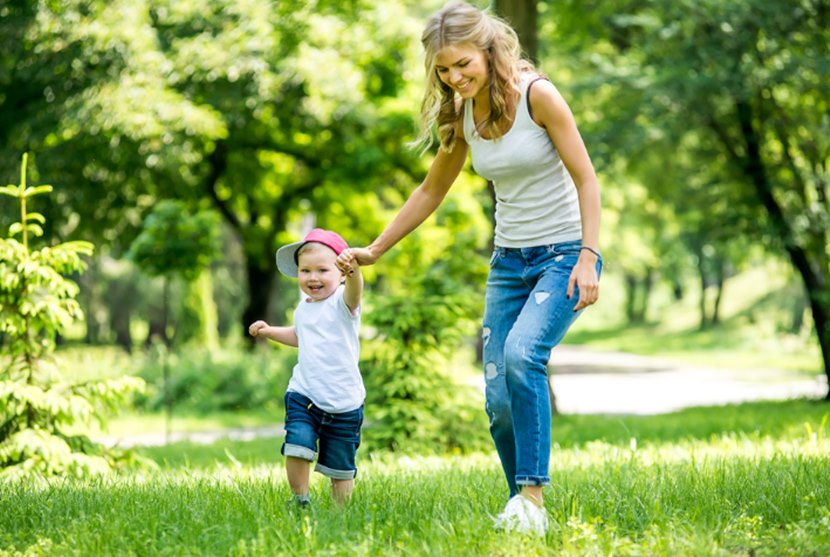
[275,228,349,277]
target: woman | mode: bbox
[340,1,602,534]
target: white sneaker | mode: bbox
[493,495,549,536]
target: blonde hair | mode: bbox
[413,1,536,154]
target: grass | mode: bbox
[91,408,278,438]
[8,261,823,553]
[3,400,829,556]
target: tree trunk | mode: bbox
[494,0,538,65]
[635,269,653,323]
[624,273,638,323]
[80,261,104,345]
[110,306,133,353]
[711,259,725,326]
[733,99,830,399]
[242,260,277,348]
[494,0,554,411]
[693,245,709,330]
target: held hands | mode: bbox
[567,253,600,312]
[248,320,269,337]
[336,247,373,276]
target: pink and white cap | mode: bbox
[275,228,349,277]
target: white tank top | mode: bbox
[463,73,582,248]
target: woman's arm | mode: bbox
[351,136,469,266]
[529,80,601,311]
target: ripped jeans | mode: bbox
[482,240,602,496]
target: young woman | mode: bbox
[341,1,602,534]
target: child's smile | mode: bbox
[296,244,344,302]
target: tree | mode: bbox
[0,0,428,340]
[0,154,144,479]
[149,0,426,339]
[127,199,221,441]
[549,0,830,396]
[0,0,226,245]
[360,182,491,452]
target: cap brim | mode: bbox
[276,241,305,277]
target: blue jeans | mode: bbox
[482,240,602,496]
[282,391,364,480]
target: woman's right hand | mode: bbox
[350,246,378,266]
[336,246,377,275]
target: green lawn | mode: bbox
[3,400,829,556]
[16,262,825,554]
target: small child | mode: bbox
[249,228,364,507]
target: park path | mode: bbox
[547,345,826,415]
[99,346,827,448]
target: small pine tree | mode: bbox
[0,154,145,480]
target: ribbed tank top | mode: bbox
[463,73,582,248]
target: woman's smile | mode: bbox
[434,43,489,101]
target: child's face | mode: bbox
[296,243,344,302]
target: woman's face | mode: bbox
[434,43,489,102]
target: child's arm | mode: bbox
[338,250,363,316]
[248,320,298,347]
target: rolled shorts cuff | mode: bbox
[516,475,550,487]
[315,462,357,480]
[283,443,317,462]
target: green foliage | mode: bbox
[133,347,293,415]
[357,174,493,454]
[0,154,146,480]
[546,0,830,373]
[0,0,433,339]
[127,200,222,347]
[361,292,490,454]
[127,200,220,281]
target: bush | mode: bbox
[133,346,294,415]
[360,286,491,455]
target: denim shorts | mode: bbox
[281,391,364,480]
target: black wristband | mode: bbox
[580,246,601,257]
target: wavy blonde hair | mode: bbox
[413,1,536,154]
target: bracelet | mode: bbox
[580,246,601,257]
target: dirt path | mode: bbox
[548,345,827,415]
[100,346,827,447]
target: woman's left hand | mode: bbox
[568,257,600,311]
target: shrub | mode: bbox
[0,154,146,480]
[360,279,491,455]
[133,346,294,415]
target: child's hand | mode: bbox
[336,249,359,277]
[248,320,269,337]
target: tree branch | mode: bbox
[204,141,242,232]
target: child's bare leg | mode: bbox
[331,478,354,505]
[286,456,311,496]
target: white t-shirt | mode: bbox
[286,285,365,413]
